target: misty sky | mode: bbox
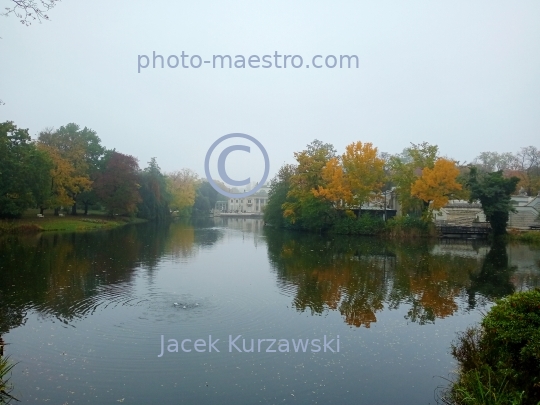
[1,1,539,183]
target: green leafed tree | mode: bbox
[137,158,171,221]
[466,167,520,236]
[282,140,337,230]
[0,121,52,218]
[193,180,226,216]
[264,164,296,227]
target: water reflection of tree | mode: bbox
[390,244,476,325]
[265,229,524,328]
[164,222,223,259]
[0,222,223,336]
[165,223,196,259]
[466,240,516,308]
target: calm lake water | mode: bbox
[1,219,539,404]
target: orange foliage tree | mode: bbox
[411,158,463,215]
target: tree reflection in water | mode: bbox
[265,228,540,328]
[466,239,517,308]
[0,222,223,337]
[0,221,538,337]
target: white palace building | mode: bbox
[227,194,268,213]
[214,184,270,215]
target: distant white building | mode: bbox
[226,185,270,214]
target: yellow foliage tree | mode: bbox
[411,158,462,211]
[38,144,92,210]
[312,157,351,209]
[314,141,385,208]
[342,141,385,206]
[37,126,98,214]
[167,168,199,215]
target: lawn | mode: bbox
[0,209,147,234]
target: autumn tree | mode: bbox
[411,158,464,218]
[389,142,439,215]
[38,124,105,215]
[312,157,350,209]
[343,142,386,206]
[93,152,141,216]
[282,140,337,230]
[314,141,385,209]
[36,143,83,215]
[167,169,199,217]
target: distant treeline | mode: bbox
[0,121,225,220]
[264,140,539,236]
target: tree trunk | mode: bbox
[71,202,77,216]
[40,206,45,215]
[54,207,60,216]
[84,202,89,215]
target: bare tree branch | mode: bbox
[2,0,60,26]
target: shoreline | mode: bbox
[0,213,148,235]
[264,221,540,243]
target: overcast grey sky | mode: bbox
[1,1,539,181]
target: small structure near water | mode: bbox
[507,190,540,229]
[433,200,486,226]
[433,191,540,231]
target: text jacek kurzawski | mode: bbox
[157,335,340,357]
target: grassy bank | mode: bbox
[273,214,540,242]
[330,214,437,238]
[0,354,16,404]
[507,229,540,244]
[439,289,540,405]
[0,209,147,235]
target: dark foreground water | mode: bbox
[1,219,539,404]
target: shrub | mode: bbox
[442,289,540,405]
[332,212,385,235]
[515,231,540,244]
[385,215,434,238]
[480,289,540,401]
[445,366,525,405]
[451,326,484,372]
